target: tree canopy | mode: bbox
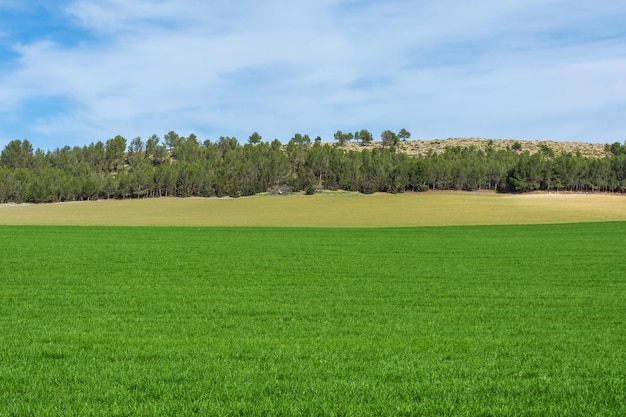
[1,133,625,204]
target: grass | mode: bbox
[1,191,626,227]
[1,223,625,416]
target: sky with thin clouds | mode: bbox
[0,0,625,151]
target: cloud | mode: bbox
[0,0,625,150]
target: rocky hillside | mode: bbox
[341,138,608,158]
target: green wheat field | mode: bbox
[1,219,625,415]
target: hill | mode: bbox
[1,136,623,204]
[341,138,608,158]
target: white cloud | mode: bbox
[0,0,625,149]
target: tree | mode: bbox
[398,128,411,142]
[164,131,181,151]
[538,144,555,158]
[2,129,624,202]
[381,130,398,148]
[218,136,239,155]
[0,139,35,169]
[83,141,107,173]
[248,132,262,145]
[127,136,146,170]
[333,130,353,147]
[146,135,168,166]
[264,140,292,189]
[176,133,201,163]
[0,167,9,202]
[153,163,176,197]
[128,136,145,156]
[485,149,514,192]
[605,142,626,157]
[105,135,127,173]
[506,151,544,192]
[358,129,373,146]
[146,134,160,155]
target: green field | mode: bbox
[1,223,625,416]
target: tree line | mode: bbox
[1,130,626,204]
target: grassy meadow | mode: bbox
[1,193,626,415]
[1,191,626,227]
[1,221,626,416]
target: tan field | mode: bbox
[1,191,625,227]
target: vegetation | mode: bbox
[2,192,626,227]
[1,131,626,204]
[1,223,625,416]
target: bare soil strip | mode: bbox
[1,192,625,227]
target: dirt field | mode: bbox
[1,191,625,227]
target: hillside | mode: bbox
[341,138,608,158]
[2,136,624,204]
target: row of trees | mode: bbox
[333,128,411,147]
[1,131,626,204]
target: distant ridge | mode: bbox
[340,138,608,158]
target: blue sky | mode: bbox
[1,0,625,150]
